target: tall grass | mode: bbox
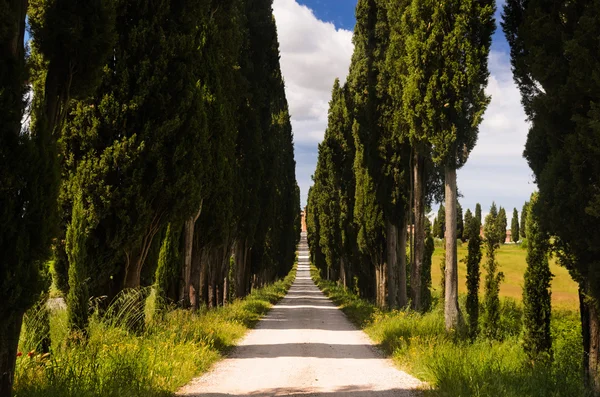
[14,267,296,397]
[311,266,589,397]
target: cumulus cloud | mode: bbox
[273,0,354,205]
[274,0,535,211]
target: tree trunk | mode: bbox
[124,217,161,289]
[180,205,202,307]
[581,284,600,394]
[189,240,203,310]
[339,256,347,288]
[234,239,250,298]
[444,167,463,331]
[386,220,398,308]
[398,216,408,308]
[411,152,425,311]
[0,312,24,397]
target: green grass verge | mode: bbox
[14,266,296,397]
[311,266,589,397]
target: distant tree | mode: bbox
[463,209,473,241]
[520,202,529,239]
[465,217,483,338]
[475,203,482,226]
[435,205,446,239]
[511,208,520,243]
[483,203,504,339]
[523,194,553,361]
[457,202,464,242]
[497,207,507,244]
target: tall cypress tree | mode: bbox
[523,194,553,361]
[435,204,446,239]
[511,208,520,243]
[1,0,114,394]
[61,0,210,303]
[504,0,600,385]
[403,0,495,331]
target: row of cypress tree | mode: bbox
[307,0,494,328]
[0,1,299,395]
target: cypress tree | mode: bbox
[463,208,473,241]
[154,224,182,309]
[520,201,529,239]
[435,205,445,239]
[523,194,553,362]
[402,0,495,331]
[61,0,210,300]
[497,207,507,245]
[349,0,410,308]
[65,194,89,337]
[511,208,520,243]
[475,203,482,227]
[465,217,483,338]
[1,0,113,393]
[503,0,600,384]
[482,203,505,339]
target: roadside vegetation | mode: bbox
[312,265,587,397]
[13,267,296,397]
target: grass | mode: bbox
[431,241,579,309]
[312,266,590,397]
[14,266,296,397]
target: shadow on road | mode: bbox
[232,342,379,359]
[181,385,418,396]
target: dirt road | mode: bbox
[178,234,423,396]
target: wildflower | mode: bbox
[27,350,35,358]
[16,352,22,357]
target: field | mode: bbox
[431,241,579,309]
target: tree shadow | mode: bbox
[232,342,380,359]
[179,385,420,396]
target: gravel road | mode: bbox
[177,233,424,396]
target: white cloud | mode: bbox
[273,0,354,205]
[275,0,535,211]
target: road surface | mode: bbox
[178,233,423,396]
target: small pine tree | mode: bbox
[465,218,483,338]
[154,224,182,310]
[497,207,508,244]
[463,208,473,241]
[436,204,446,239]
[475,203,482,226]
[482,203,504,339]
[523,195,553,361]
[66,195,89,338]
[511,208,520,243]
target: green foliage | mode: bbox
[422,221,435,311]
[523,194,553,362]
[314,268,588,396]
[483,203,505,339]
[14,267,296,397]
[512,208,520,243]
[23,296,51,354]
[475,203,482,226]
[65,195,89,336]
[154,224,182,309]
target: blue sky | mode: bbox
[275,0,534,219]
